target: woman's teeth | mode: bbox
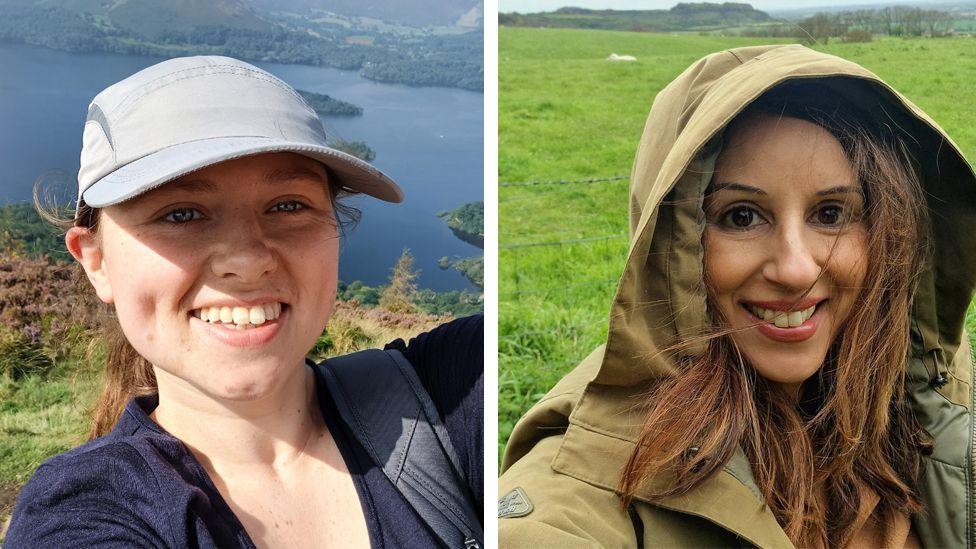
[194,303,282,329]
[747,304,816,328]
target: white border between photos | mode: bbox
[483,0,500,546]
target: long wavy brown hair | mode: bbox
[35,164,359,440]
[618,88,933,547]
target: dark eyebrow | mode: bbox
[816,185,863,197]
[706,183,863,198]
[706,182,767,196]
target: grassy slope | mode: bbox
[498,28,976,457]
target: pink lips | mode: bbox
[743,301,824,343]
[190,307,285,348]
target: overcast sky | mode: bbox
[499,0,938,13]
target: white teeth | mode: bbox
[193,302,282,328]
[232,307,249,325]
[749,304,818,328]
[787,311,803,327]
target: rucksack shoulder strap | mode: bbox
[317,348,483,549]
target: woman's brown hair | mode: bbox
[36,163,359,440]
[618,87,932,547]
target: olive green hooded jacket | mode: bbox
[499,44,976,548]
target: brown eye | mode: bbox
[816,206,843,225]
[722,206,761,229]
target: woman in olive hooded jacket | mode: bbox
[499,44,976,547]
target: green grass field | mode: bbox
[498,27,976,458]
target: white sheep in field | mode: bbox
[607,53,637,62]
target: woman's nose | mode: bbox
[762,223,822,291]
[210,221,277,282]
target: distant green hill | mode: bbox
[246,0,481,28]
[0,0,271,38]
[499,2,771,32]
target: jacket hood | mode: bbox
[503,44,976,547]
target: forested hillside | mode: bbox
[499,2,770,32]
[0,1,483,90]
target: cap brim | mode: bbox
[82,136,403,207]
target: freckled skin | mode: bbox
[73,152,340,403]
[703,115,869,394]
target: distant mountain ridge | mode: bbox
[0,0,483,34]
[0,0,271,38]
[243,0,482,28]
[0,0,483,90]
[499,2,771,32]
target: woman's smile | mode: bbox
[740,298,827,343]
[189,302,289,348]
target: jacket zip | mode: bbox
[969,343,975,549]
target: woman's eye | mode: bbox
[720,206,763,229]
[270,200,305,213]
[162,208,202,223]
[814,205,844,226]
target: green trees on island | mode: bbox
[297,90,363,116]
[438,201,483,248]
[436,201,483,289]
[330,140,376,162]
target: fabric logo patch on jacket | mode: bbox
[498,487,534,518]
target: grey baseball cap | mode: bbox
[78,55,402,209]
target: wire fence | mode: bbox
[500,174,623,352]
[498,317,608,340]
[500,276,619,299]
[499,175,628,188]
[500,233,628,250]
[498,174,629,204]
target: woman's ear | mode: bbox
[66,226,113,304]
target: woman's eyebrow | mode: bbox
[816,185,863,197]
[705,183,863,197]
[263,167,326,185]
[707,182,766,196]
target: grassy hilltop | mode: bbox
[498,27,976,458]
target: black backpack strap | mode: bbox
[317,348,483,549]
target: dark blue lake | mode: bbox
[0,43,483,291]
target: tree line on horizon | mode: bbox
[499,3,968,41]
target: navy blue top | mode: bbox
[6,314,483,548]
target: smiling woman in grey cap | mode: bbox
[6,56,483,549]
